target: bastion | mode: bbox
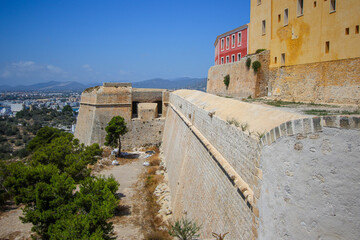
[74,83,170,149]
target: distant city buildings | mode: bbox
[0,91,81,116]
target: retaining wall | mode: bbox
[268,57,360,105]
[207,51,270,99]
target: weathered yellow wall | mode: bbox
[249,0,360,67]
[249,0,272,53]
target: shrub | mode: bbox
[256,49,266,54]
[169,218,201,240]
[223,75,230,89]
[252,61,261,73]
[246,58,252,70]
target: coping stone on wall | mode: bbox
[103,82,132,87]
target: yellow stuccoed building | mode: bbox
[249,0,360,67]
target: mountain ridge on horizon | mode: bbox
[0,77,207,92]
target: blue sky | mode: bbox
[0,0,250,86]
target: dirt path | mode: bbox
[0,153,149,240]
[98,156,147,240]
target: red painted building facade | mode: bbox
[214,24,248,65]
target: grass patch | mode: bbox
[140,148,171,239]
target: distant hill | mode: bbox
[132,77,207,91]
[0,77,207,92]
[0,81,87,92]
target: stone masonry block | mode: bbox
[323,116,338,128]
[294,119,303,134]
[270,129,275,143]
[339,117,350,129]
[286,121,294,135]
[303,118,312,133]
[312,117,322,132]
[350,117,360,129]
[275,127,280,139]
[280,123,287,136]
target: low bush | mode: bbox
[246,58,252,70]
[256,49,266,54]
[223,74,230,89]
[252,61,261,73]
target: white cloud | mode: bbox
[0,61,67,85]
[119,69,129,76]
[82,64,93,72]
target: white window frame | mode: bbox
[237,53,241,61]
[297,0,304,17]
[231,54,235,62]
[238,32,242,46]
[221,57,224,64]
[330,0,336,13]
[226,36,230,50]
[226,56,229,63]
[221,39,224,51]
[284,9,289,26]
[232,34,235,48]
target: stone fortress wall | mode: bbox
[74,83,170,149]
[208,51,360,105]
[207,50,270,99]
[75,83,360,239]
[161,90,360,239]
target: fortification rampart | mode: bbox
[162,90,360,239]
[268,57,360,105]
[207,50,270,99]
[207,52,360,105]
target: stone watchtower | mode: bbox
[74,83,170,149]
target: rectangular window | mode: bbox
[262,20,266,35]
[356,25,359,34]
[325,41,330,53]
[274,57,278,64]
[297,0,304,16]
[278,14,281,22]
[238,32,242,45]
[232,55,235,62]
[345,28,350,35]
[281,53,286,65]
[257,0,261,5]
[221,57,224,64]
[238,53,241,61]
[226,37,230,49]
[314,1,317,7]
[226,56,229,63]
[221,39,224,51]
[232,34,235,48]
[330,0,336,13]
[284,9,289,26]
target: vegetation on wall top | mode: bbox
[255,49,266,54]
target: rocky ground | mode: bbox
[0,204,32,240]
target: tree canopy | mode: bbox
[0,127,119,240]
[104,116,128,154]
